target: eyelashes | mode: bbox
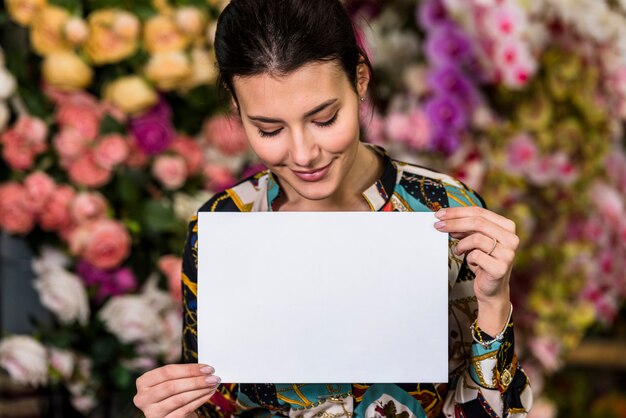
[257,112,339,138]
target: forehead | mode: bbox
[233,61,350,115]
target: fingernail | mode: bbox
[200,366,214,374]
[434,221,446,229]
[206,375,221,385]
[435,209,446,219]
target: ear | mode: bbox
[356,60,371,99]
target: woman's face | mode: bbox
[232,60,370,205]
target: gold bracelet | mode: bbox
[470,302,513,350]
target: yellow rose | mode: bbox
[145,51,192,91]
[143,15,189,54]
[30,5,71,56]
[84,9,138,65]
[175,7,206,38]
[179,48,217,91]
[104,76,158,115]
[6,0,47,26]
[42,51,93,91]
[64,16,89,46]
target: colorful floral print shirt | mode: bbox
[181,145,533,418]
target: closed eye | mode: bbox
[257,111,339,138]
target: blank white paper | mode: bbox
[197,211,448,383]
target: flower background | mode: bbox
[0,0,625,416]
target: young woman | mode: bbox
[134,0,533,417]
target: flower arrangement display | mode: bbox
[0,0,625,415]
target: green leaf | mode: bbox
[99,114,126,135]
[142,200,179,234]
[111,364,134,389]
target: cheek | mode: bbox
[243,128,288,167]
[320,113,360,154]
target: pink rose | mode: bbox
[203,114,249,155]
[169,135,204,175]
[152,155,188,190]
[0,182,36,235]
[53,127,91,167]
[590,182,624,226]
[70,219,131,269]
[361,108,385,145]
[528,336,561,372]
[39,185,76,232]
[125,138,149,169]
[24,172,56,213]
[157,255,182,305]
[56,95,102,140]
[494,39,536,89]
[68,152,112,188]
[93,134,129,169]
[13,116,48,153]
[71,192,109,224]
[203,164,235,192]
[1,129,36,171]
[406,108,431,149]
[483,3,527,40]
[384,112,411,145]
[507,133,537,172]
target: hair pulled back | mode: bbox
[214,0,373,104]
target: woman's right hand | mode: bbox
[133,364,221,418]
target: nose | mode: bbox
[290,129,321,168]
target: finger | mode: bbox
[137,364,215,390]
[435,216,517,250]
[143,374,221,405]
[466,249,509,279]
[454,233,489,257]
[165,390,217,418]
[157,387,218,418]
[437,206,516,233]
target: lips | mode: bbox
[291,161,332,182]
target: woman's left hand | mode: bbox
[434,206,519,329]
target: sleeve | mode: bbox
[442,182,533,418]
[181,214,242,418]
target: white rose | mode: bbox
[99,294,163,343]
[173,191,211,222]
[71,393,97,414]
[49,348,75,380]
[33,266,90,325]
[0,335,48,386]
[0,68,17,99]
[32,246,71,274]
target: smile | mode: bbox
[291,161,333,182]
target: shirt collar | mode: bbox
[266,144,397,212]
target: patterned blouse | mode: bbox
[181,144,533,418]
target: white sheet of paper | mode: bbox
[197,211,449,383]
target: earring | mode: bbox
[359,97,365,102]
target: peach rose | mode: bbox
[53,127,90,166]
[30,5,71,55]
[70,192,108,224]
[143,14,188,54]
[112,11,140,40]
[5,0,47,26]
[39,185,75,232]
[157,255,182,305]
[152,155,188,190]
[93,134,129,169]
[64,17,89,45]
[70,219,131,269]
[169,135,204,175]
[68,152,112,188]
[0,182,36,235]
[84,9,138,65]
[103,76,158,115]
[57,97,101,140]
[144,51,192,91]
[175,7,205,38]
[203,114,249,155]
[24,171,55,213]
[179,48,218,91]
[42,51,93,91]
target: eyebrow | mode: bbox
[246,98,338,123]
